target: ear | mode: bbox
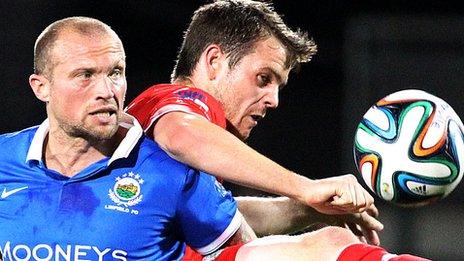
[203,44,226,80]
[29,74,51,102]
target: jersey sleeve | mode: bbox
[126,84,227,136]
[175,168,242,255]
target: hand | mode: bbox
[332,204,383,246]
[304,174,375,215]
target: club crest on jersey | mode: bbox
[108,172,144,207]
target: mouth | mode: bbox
[89,106,118,121]
[90,110,116,117]
[250,114,264,123]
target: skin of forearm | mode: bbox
[153,112,315,203]
[236,197,334,236]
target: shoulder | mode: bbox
[0,126,38,151]
[126,83,226,129]
[128,83,184,103]
[0,126,38,168]
[134,136,228,192]
[126,137,220,208]
[131,136,196,182]
[129,83,218,107]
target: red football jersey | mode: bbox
[126,84,227,135]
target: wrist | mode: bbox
[290,173,316,204]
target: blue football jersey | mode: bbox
[0,117,241,261]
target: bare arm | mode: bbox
[153,112,311,202]
[236,196,383,245]
[154,112,375,215]
[236,196,324,236]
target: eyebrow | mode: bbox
[109,59,126,70]
[68,67,96,77]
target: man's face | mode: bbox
[45,30,127,141]
[215,36,291,140]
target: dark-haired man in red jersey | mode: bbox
[127,1,430,260]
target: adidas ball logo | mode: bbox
[411,184,427,196]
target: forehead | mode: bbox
[51,30,125,65]
[243,37,287,68]
[254,36,287,59]
[242,36,290,82]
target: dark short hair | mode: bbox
[171,0,317,81]
[33,16,118,76]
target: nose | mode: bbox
[264,86,279,109]
[96,75,115,100]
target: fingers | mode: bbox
[357,211,384,231]
[343,223,369,245]
[333,209,383,245]
[366,202,379,218]
[357,220,380,246]
[350,182,359,207]
[353,212,382,245]
[344,219,381,246]
[306,174,376,216]
[309,173,383,246]
[329,174,374,213]
[363,227,380,246]
[341,211,383,231]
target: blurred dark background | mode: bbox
[1,1,463,260]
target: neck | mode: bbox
[173,76,237,138]
[43,128,121,178]
[173,77,195,88]
[173,76,218,101]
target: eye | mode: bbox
[78,70,93,79]
[257,74,271,87]
[109,68,124,80]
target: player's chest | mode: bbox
[0,168,178,259]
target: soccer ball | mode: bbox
[353,89,464,207]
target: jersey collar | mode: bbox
[26,113,143,165]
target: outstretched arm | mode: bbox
[236,196,383,245]
[154,111,310,200]
[153,111,375,215]
[236,196,320,236]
